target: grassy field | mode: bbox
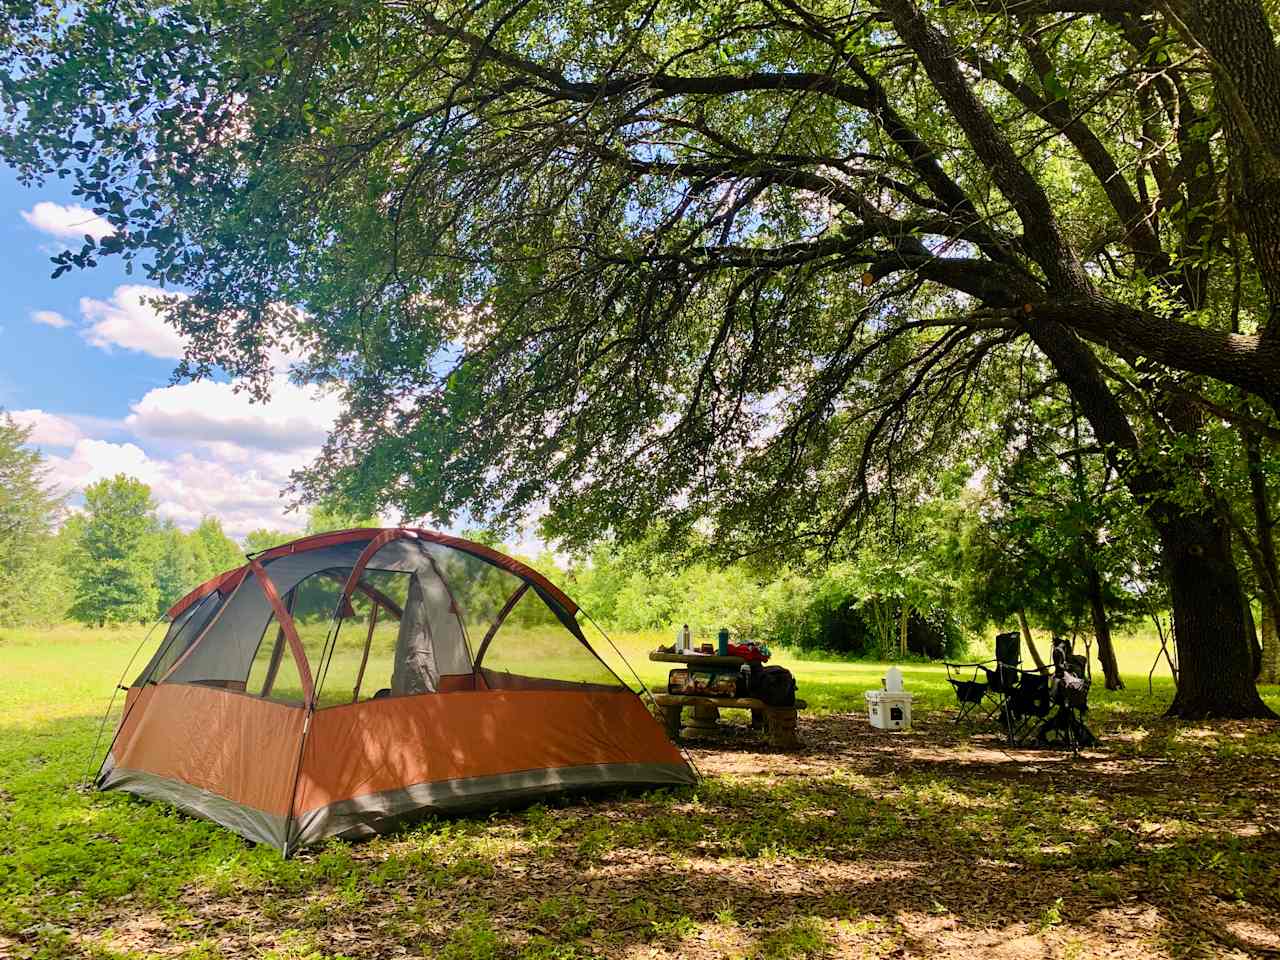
[1,622,1277,959]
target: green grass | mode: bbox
[1,622,1277,959]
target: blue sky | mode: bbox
[0,169,164,414]
[1,166,340,539]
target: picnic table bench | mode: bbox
[652,693,807,749]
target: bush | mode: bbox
[751,570,967,661]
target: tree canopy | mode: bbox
[3,0,1279,714]
[0,412,65,626]
[68,475,161,625]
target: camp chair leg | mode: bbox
[1004,705,1018,745]
[982,696,1007,724]
[1035,709,1096,752]
[1011,715,1038,747]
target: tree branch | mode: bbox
[879,0,1090,292]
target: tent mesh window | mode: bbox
[244,591,307,705]
[134,591,225,686]
[314,569,412,707]
[477,588,622,691]
[156,536,624,703]
[165,567,287,691]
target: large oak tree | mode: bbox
[3,0,1278,715]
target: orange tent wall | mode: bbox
[101,684,694,851]
[295,690,685,815]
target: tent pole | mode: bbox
[260,589,295,697]
[472,583,529,681]
[248,557,316,704]
[82,617,164,789]
[352,605,378,703]
[281,704,314,858]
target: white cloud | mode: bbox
[80,285,188,359]
[44,438,311,541]
[20,201,115,242]
[125,377,341,453]
[22,285,348,538]
[27,376,343,539]
[9,409,85,447]
[76,285,314,376]
[31,309,70,329]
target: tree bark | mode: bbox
[1243,593,1261,678]
[1159,509,1275,718]
[899,601,910,658]
[1244,427,1280,684]
[1182,0,1280,339]
[1085,564,1124,690]
[1017,608,1047,671]
[1261,608,1279,685]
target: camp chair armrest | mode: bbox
[944,659,994,682]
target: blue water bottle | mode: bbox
[717,627,730,656]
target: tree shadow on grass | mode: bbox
[3,711,1278,959]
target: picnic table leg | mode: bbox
[681,703,720,738]
[662,703,682,739]
[750,708,765,730]
[766,708,801,750]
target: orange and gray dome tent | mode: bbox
[96,528,695,854]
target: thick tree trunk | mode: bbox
[1158,509,1276,718]
[1183,0,1280,340]
[1027,318,1275,718]
[1243,594,1261,679]
[1085,564,1124,690]
[1016,608,1046,671]
[1244,427,1280,684]
[1261,609,1279,685]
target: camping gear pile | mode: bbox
[96,528,695,854]
[656,633,790,704]
[664,661,796,706]
[1039,637,1098,750]
[651,633,802,747]
[944,630,1097,751]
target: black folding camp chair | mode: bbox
[1002,669,1053,745]
[944,664,988,722]
[1036,637,1098,752]
[945,631,1022,723]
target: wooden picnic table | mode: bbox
[647,651,805,749]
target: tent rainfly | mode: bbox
[97,528,695,853]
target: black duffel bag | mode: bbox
[755,665,796,707]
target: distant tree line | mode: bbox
[2,409,1271,683]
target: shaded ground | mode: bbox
[3,700,1278,960]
